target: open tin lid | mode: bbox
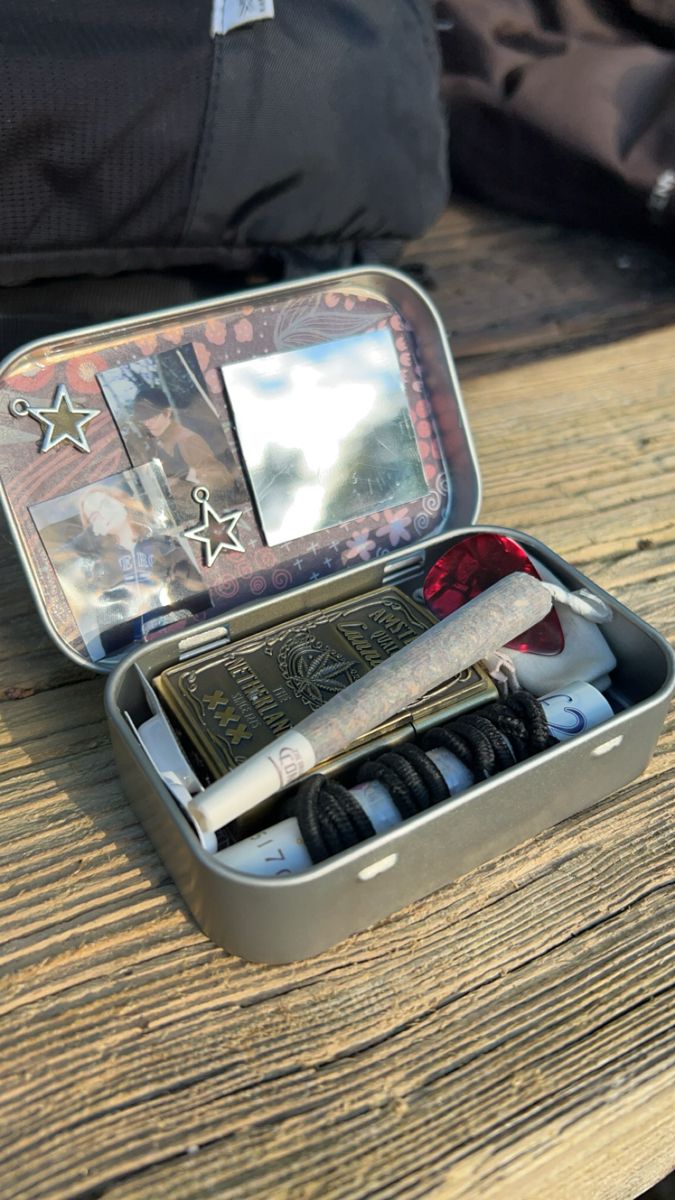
[0,267,480,673]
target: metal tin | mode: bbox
[1,267,673,962]
[105,526,675,962]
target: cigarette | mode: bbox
[189,573,553,834]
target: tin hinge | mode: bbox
[178,624,232,658]
[381,552,425,589]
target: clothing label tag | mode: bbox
[211,0,275,37]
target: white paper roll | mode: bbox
[215,680,613,877]
[216,745,475,877]
[540,680,613,741]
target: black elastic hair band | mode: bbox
[285,690,553,864]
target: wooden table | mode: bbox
[2,203,674,1200]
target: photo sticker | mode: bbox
[97,343,244,519]
[222,328,427,546]
[30,461,209,662]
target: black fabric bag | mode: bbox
[0,1,447,288]
[438,0,675,241]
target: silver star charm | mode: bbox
[185,486,245,567]
[10,384,100,453]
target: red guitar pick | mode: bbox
[423,533,565,655]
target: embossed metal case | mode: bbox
[0,268,673,963]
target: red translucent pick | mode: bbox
[423,533,565,655]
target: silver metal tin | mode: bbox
[1,267,673,961]
[105,526,675,962]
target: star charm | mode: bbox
[185,487,245,567]
[32,384,100,453]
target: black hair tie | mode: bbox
[293,774,375,864]
[392,742,449,805]
[358,750,429,820]
[284,689,552,864]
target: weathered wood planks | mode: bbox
[403,202,675,378]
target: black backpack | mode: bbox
[0,0,446,342]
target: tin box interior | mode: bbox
[1,268,673,963]
[107,524,674,963]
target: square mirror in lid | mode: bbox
[0,268,480,673]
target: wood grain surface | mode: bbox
[403,202,675,378]
[1,206,674,1200]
